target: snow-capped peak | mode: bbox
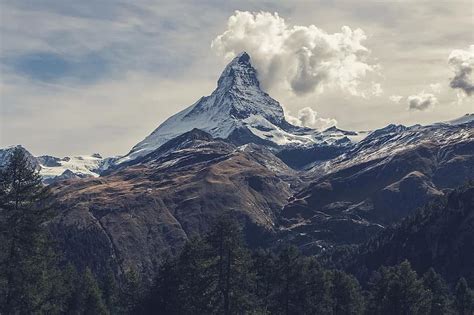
[118,52,303,163]
[443,113,474,126]
[216,52,260,91]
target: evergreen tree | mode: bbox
[82,268,109,315]
[271,246,306,315]
[422,268,452,315]
[302,258,333,314]
[329,270,364,314]
[177,238,215,314]
[368,260,431,315]
[454,278,474,315]
[62,264,82,313]
[204,215,255,314]
[102,267,119,314]
[143,256,181,314]
[0,147,64,313]
[64,267,108,314]
[120,268,145,314]
[252,249,277,313]
[144,215,257,314]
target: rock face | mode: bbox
[50,130,299,277]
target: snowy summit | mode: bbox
[118,52,349,164]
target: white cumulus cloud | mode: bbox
[286,107,337,130]
[448,45,474,96]
[407,92,438,111]
[212,11,377,97]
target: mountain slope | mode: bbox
[341,183,474,284]
[49,130,300,277]
[280,120,474,253]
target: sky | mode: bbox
[0,0,473,157]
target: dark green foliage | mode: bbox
[81,268,109,315]
[271,246,306,314]
[141,215,255,314]
[0,148,117,315]
[454,278,474,315]
[63,265,113,315]
[102,267,120,314]
[367,260,431,315]
[144,256,181,314]
[422,268,452,315]
[0,147,65,313]
[251,249,277,312]
[139,215,471,315]
[142,216,367,315]
[119,267,146,313]
[205,216,255,314]
[329,270,365,314]
[339,184,474,284]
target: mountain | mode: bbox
[49,129,300,276]
[280,119,474,253]
[0,145,40,170]
[117,52,353,165]
[0,146,113,184]
[444,113,474,125]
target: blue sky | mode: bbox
[0,0,472,156]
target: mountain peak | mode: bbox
[118,51,330,164]
[234,51,251,63]
[217,51,260,90]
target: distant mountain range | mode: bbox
[1,53,473,280]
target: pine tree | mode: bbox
[252,249,277,313]
[271,246,306,315]
[205,215,255,314]
[176,238,215,314]
[0,147,64,313]
[454,278,474,315]
[368,260,431,315]
[302,258,333,314]
[102,267,119,314]
[422,268,452,315]
[82,268,109,315]
[62,264,82,313]
[120,268,144,314]
[143,256,181,314]
[329,270,364,314]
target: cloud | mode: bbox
[407,92,438,111]
[448,45,474,96]
[286,107,337,130]
[212,11,377,96]
[389,95,403,103]
[429,83,442,94]
[371,82,383,96]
